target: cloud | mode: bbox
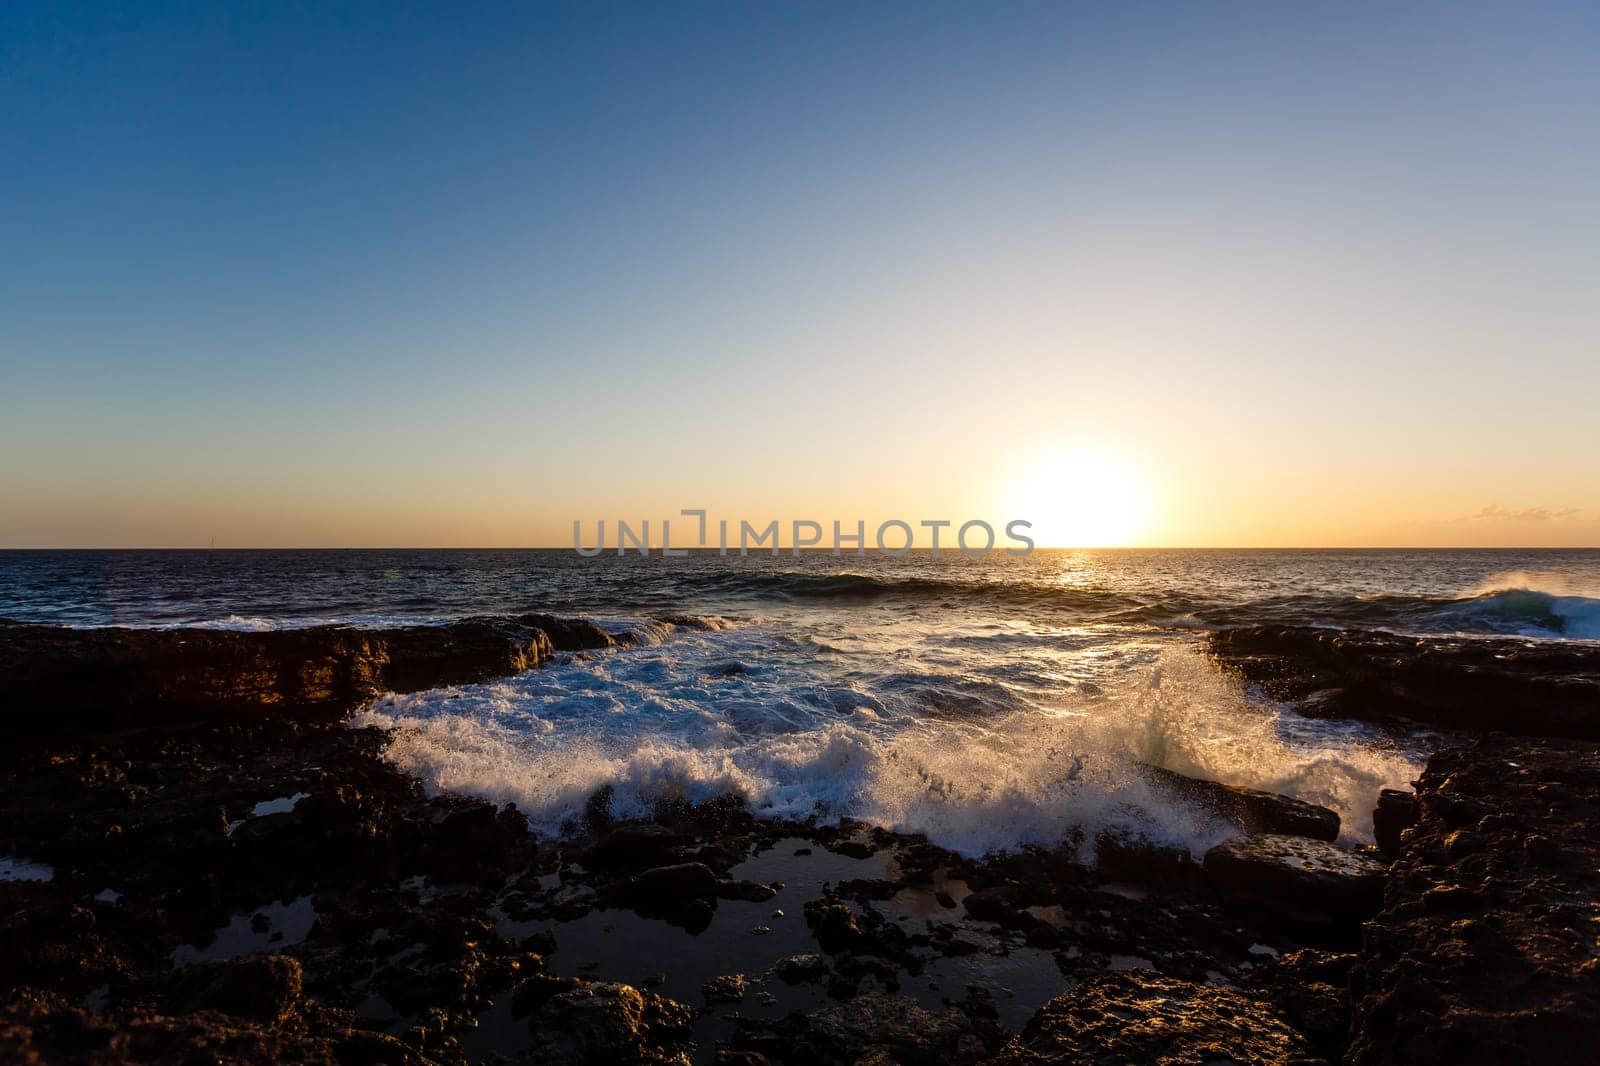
[1468,504,1581,523]
[1401,504,1584,528]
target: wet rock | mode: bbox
[587,824,687,873]
[960,883,1039,928]
[0,985,414,1065]
[0,616,610,736]
[1372,788,1417,856]
[703,973,747,1005]
[714,1052,771,1066]
[735,991,1001,1065]
[805,900,870,954]
[1248,949,1356,1064]
[522,980,696,1065]
[1140,763,1340,841]
[774,953,828,984]
[1092,831,1200,888]
[510,612,616,652]
[630,862,719,903]
[987,970,1312,1065]
[717,878,779,902]
[418,802,535,885]
[1208,625,1600,738]
[166,954,303,1023]
[1348,737,1600,1065]
[1203,833,1387,926]
[826,839,876,860]
[584,785,618,831]
[801,899,921,978]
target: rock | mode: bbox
[714,1052,771,1066]
[1139,764,1340,841]
[510,612,616,652]
[1372,788,1417,856]
[986,970,1312,1065]
[600,861,723,931]
[1092,830,1199,888]
[1247,949,1356,1064]
[0,615,611,736]
[1202,834,1387,925]
[1207,625,1600,739]
[631,862,719,903]
[703,973,747,1005]
[587,824,687,873]
[523,980,697,1065]
[774,953,828,984]
[802,899,918,967]
[960,884,1037,927]
[1347,737,1600,1065]
[734,991,1001,1064]
[827,839,876,859]
[166,954,303,1023]
[418,802,535,884]
[805,900,870,954]
[717,879,779,902]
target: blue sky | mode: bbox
[3,2,1598,546]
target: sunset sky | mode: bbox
[3,2,1597,548]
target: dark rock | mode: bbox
[714,1052,770,1066]
[584,784,617,831]
[1248,949,1356,1064]
[1140,763,1340,841]
[805,900,870,954]
[716,878,779,902]
[827,839,876,859]
[522,980,697,1065]
[1208,625,1600,739]
[961,883,1038,927]
[1092,830,1200,888]
[587,824,687,873]
[1347,737,1600,1065]
[1372,788,1418,856]
[166,954,303,1023]
[734,991,1001,1065]
[0,615,611,737]
[702,973,747,1005]
[1203,833,1387,926]
[986,970,1312,1065]
[774,953,828,984]
[510,612,616,652]
[631,862,719,903]
[418,802,534,884]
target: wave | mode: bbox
[681,568,1600,640]
[1427,588,1600,640]
[353,635,1422,858]
[1314,573,1600,640]
[684,570,1142,616]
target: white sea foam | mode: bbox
[353,623,1423,857]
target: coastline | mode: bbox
[1,619,1596,1064]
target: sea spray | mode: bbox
[353,623,1424,856]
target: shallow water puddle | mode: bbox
[251,792,311,817]
[465,837,1068,1063]
[0,855,55,882]
[170,895,317,965]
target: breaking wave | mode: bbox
[353,626,1422,858]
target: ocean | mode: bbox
[5,548,1598,857]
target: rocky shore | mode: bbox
[1,619,1596,1064]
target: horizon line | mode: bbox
[2,545,1597,553]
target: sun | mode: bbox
[1004,446,1156,547]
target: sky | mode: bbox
[2,1,1597,548]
